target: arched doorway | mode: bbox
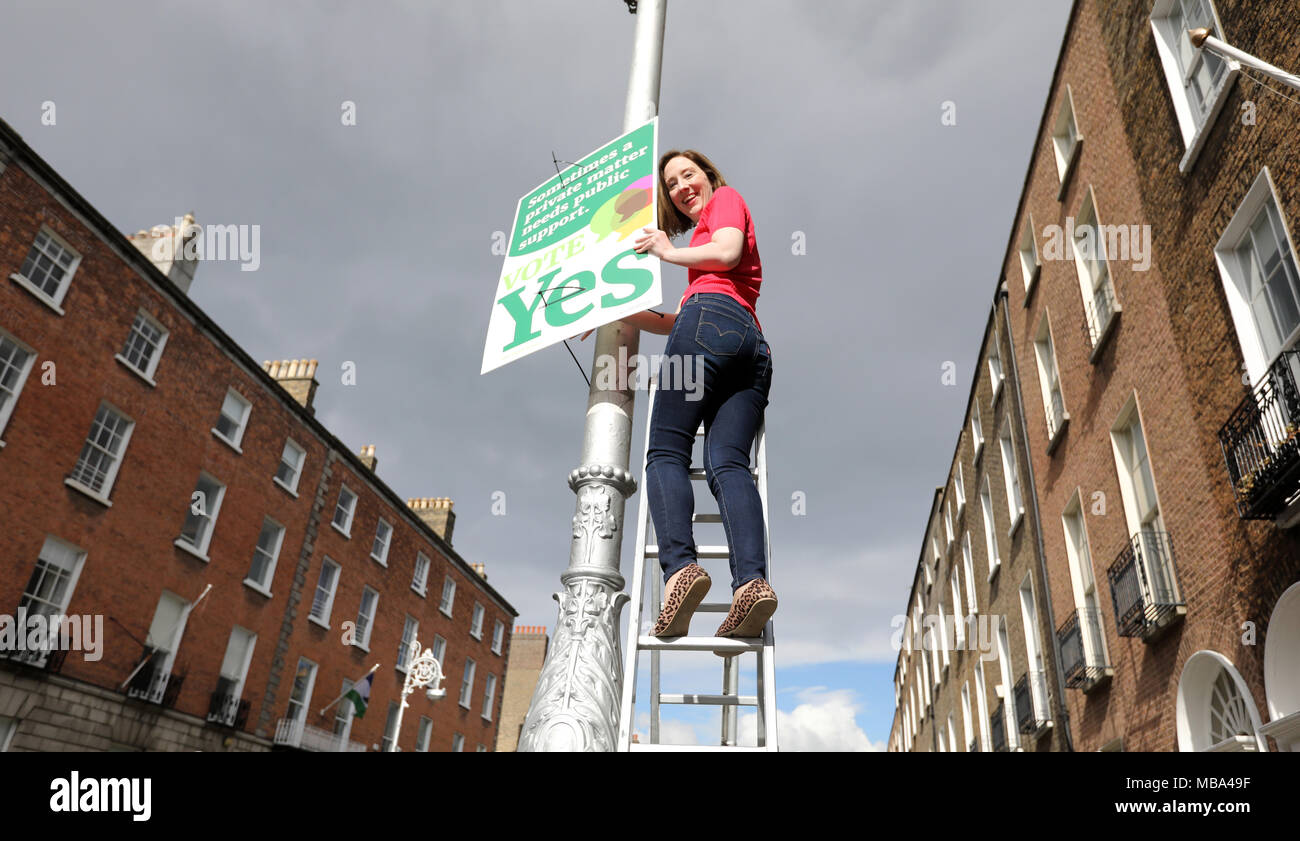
[1175,651,1266,752]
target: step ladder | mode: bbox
[617,374,778,751]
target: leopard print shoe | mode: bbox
[714,578,778,657]
[652,563,711,638]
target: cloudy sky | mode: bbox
[1,0,1076,750]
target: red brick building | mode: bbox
[894,0,1300,752]
[0,116,517,752]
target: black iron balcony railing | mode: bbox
[1107,530,1185,639]
[1058,605,1112,689]
[125,654,185,708]
[207,691,250,729]
[1219,350,1300,520]
[990,701,1008,752]
[1,644,70,673]
[1014,671,1051,735]
[1083,281,1118,350]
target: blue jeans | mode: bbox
[646,293,773,593]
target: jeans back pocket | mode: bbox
[694,306,751,356]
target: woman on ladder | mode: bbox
[585,149,776,649]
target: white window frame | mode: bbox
[0,329,37,444]
[308,557,341,628]
[452,732,464,752]
[136,590,192,703]
[1110,393,1167,540]
[1149,0,1240,173]
[332,485,357,537]
[1074,187,1122,358]
[954,462,966,516]
[11,224,81,314]
[416,716,432,752]
[999,419,1025,535]
[937,600,951,671]
[1214,167,1300,388]
[980,477,1000,578]
[1034,312,1070,452]
[274,438,306,496]
[971,401,985,462]
[66,401,135,505]
[333,678,356,744]
[381,701,400,752]
[354,586,378,651]
[961,531,978,614]
[482,672,497,721]
[397,615,418,673]
[988,330,1005,403]
[1019,574,1051,729]
[212,387,252,452]
[961,681,974,751]
[440,575,456,618]
[471,603,485,640]
[412,552,430,596]
[995,615,1020,751]
[371,518,392,566]
[1062,490,1110,672]
[975,659,992,751]
[950,574,965,647]
[175,471,226,560]
[1019,214,1042,299]
[491,620,505,656]
[1051,84,1083,196]
[115,309,168,386]
[944,498,954,547]
[244,516,285,596]
[215,626,257,718]
[285,657,318,729]
[11,536,88,668]
[459,658,476,709]
[432,635,447,669]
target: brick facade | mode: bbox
[0,117,517,752]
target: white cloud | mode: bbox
[737,686,883,752]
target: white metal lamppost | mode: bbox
[388,638,446,752]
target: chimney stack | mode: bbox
[127,213,200,294]
[358,444,378,472]
[263,359,320,414]
[407,497,455,545]
[470,562,487,581]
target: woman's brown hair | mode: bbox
[657,149,727,239]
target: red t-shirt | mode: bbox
[677,186,763,332]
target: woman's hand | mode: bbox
[633,227,673,260]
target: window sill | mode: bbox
[471,632,483,642]
[1056,136,1083,201]
[114,354,157,387]
[331,521,352,539]
[396,664,408,675]
[307,615,331,631]
[987,558,1001,583]
[411,585,427,598]
[242,578,273,599]
[211,428,244,454]
[972,440,984,463]
[173,537,211,563]
[481,714,493,723]
[64,477,112,508]
[370,553,388,567]
[273,476,300,498]
[350,641,371,654]
[8,272,67,316]
[1022,264,1041,305]
[1177,66,1240,174]
[0,439,6,449]
[991,378,1004,405]
[1008,508,1025,539]
[440,607,454,619]
[491,647,502,657]
[458,701,471,711]
[1046,414,1070,455]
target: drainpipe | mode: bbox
[998,282,1075,752]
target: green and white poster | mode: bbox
[481,117,660,375]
